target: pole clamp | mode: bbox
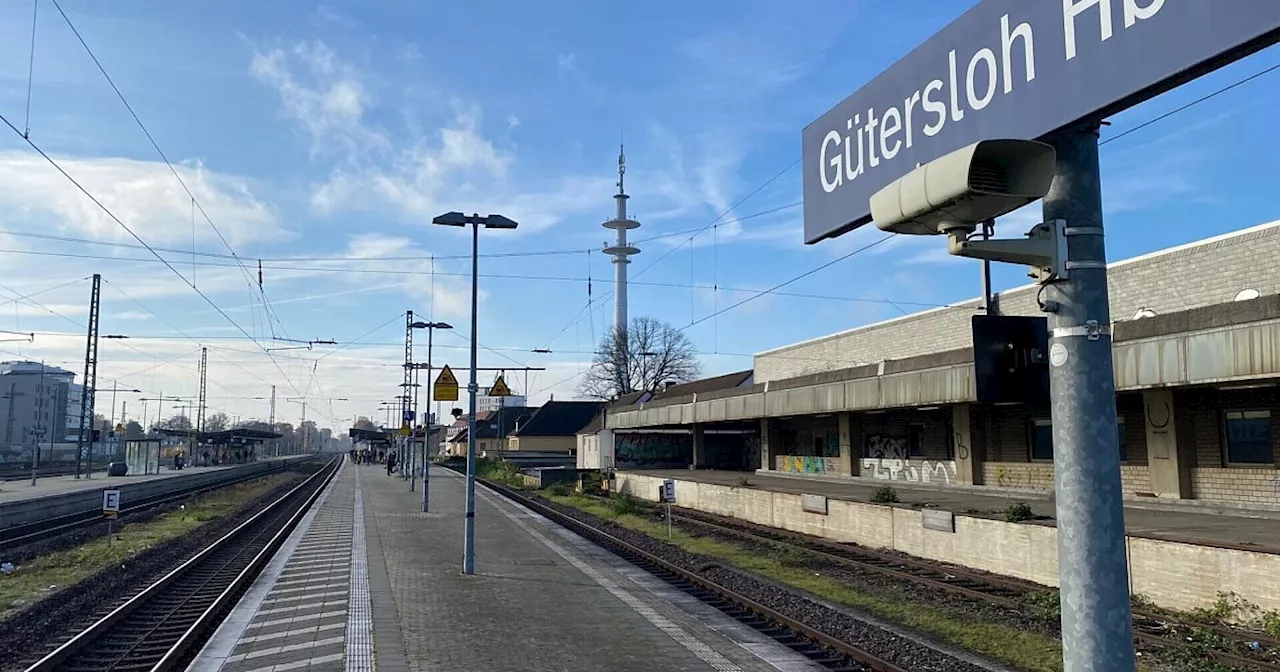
[1052,320,1110,341]
[1064,226,1104,237]
[1065,260,1107,270]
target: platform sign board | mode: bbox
[434,365,459,402]
[102,489,120,518]
[802,1,1280,244]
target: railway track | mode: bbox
[476,475,931,672]
[0,459,301,551]
[659,499,1280,672]
[0,461,108,481]
[20,456,339,672]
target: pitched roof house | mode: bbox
[507,400,605,454]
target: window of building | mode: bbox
[1117,418,1127,463]
[1030,418,1054,461]
[907,423,926,457]
[1224,410,1273,465]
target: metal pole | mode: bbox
[423,325,433,513]
[463,219,480,575]
[31,362,44,486]
[1042,127,1134,672]
[980,219,996,316]
[110,380,118,435]
[5,382,18,445]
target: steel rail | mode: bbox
[658,494,1280,671]
[150,458,339,671]
[22,456,339,672]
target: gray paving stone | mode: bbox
[364,464,824,672]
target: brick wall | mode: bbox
[615,472,1280,614]
[854,408,953,460]
[983,462,1053,492]
[774,454,840,475]
[755,222,1280,382]
[981,462,1151,495]
[1191,468,1280,505]
[1179,387,1280,469]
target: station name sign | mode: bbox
[802,0,1280,244]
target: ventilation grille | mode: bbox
[969,159,1007,193]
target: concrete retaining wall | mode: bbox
[0,458,302,532]
[616,472,1280,614]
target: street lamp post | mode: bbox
[410,319,452,512]
[432,211,517,575]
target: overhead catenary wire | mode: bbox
[525,161,802,360]
[0,112,309,406]
[49,0,281,345]
[17,330,866,365]
[23,0,38,138]
[0,285,272,416]
[0,199,802,265]
[100,279,328,422]
[5,45,1272,419]
[529,235,894,397]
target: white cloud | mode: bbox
[672,8,849,104]
[0,152,287,249]
[338,233,476,318]
[556,53,579,76]
[251,40,611,234]
[249,41,388,160]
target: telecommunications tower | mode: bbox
[602,145,640,333]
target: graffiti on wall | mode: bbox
[864,433,907,459]
[861,458,956,484]
[615,433,691,468]
[776,455,839,474]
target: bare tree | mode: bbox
[152,414,192,432]
[203,412,230,433]
[580,316,701,400]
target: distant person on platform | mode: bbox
[386,451,397,476]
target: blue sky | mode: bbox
[0,0,1277,430]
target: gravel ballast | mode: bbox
[527,491,994,672]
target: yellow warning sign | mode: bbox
[488,374,513,397]
[434,365,459,402]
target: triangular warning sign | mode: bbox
[435,365,458,386]
[489,374,512,397]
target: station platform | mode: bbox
[633,469,1280,553]
[0,462,252,505]
[194,459,830,672]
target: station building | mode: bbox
[591,220,1280,508]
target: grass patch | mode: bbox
[475,458,524,488]
[544,492,1064,672]
[0,473,294,621]
[1004,501,1035,522]
[869,486,899,504]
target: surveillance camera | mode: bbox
[870,139,1056,236]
